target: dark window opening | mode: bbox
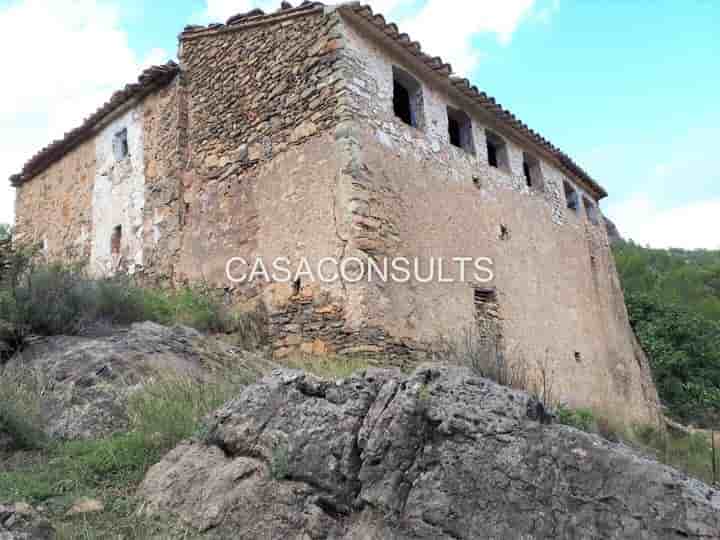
[111,225,122,255]
[499,224,510,241]
[447,107,474,153]
[583,197,599,225]
[293,278,301,296]
[113,128,129,161]
[523,161,531,187]
[574,351,582,363]
[564,181,579,211]
[474,287,497,305]
[522,153,543,190]
[393,81,413,126]
[485,130,508,170]
[392,66,422,128]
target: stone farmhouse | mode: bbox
[9,2,660,424]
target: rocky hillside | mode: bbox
[141,366,720,539]
[2,322,274,444]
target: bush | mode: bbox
[556,404,596,432]
[631,424,720,484]
[436,325,529,391]
[0,374,244,504]
[127,375,241,449]
[281,353,373,381]
[0,365,47,450]
[0,251,264,346]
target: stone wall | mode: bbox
[90,106,146,276]
[330,13,660,424]
[9,6,660,424]
[14,138,96,262]
[141,78,185,285]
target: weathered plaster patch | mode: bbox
[90,106,146,275]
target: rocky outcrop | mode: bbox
[140,366,720,539]
[0,503,53,540]
[3,322,276,441]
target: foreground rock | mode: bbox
[140,366,720,539]
[0,503,53,540]
[3,322,276,440]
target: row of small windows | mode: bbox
[563,180,598,224]
[392,66,598,224]
[393,67,542,189]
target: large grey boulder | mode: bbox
[2,322,275,441]
[140,366,720,539]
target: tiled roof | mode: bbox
[337,2,606,199]
[10,2,605,198]
[180,1,325,38]
[10,62,179,187]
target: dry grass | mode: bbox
[280,353,375,381]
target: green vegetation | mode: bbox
[281,353,374,380]
[613,241,720,426]
[0,373,244,538]
[633,425,720,485]
[0,223,10,241]
[0,249,265,353]
[270,440,290,481]
[556,404,719,485]
[556,404,596,433]
[0,365,47,450]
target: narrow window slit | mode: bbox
[111,225,122,255]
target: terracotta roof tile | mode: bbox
[338,2,606,198]
[11,2,604,198]
[10,62,179,187]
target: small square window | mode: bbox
[522,153,544,190]
[447,107,474,154]
[564,181,579,212]
[485,130,509,171]
[583,197,599,225]
[392,66,423,129]
[113,128,129,161]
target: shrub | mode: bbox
[0,251,265,345]
[0,364,47,450]
[436,325,529,391]
[0,374,245,504]
[281,353,373,381]
[270,440,290,480]
[556,404,596,433]
[127,374,240,449]
[0,224,10,242]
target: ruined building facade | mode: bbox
[10,2,660,424]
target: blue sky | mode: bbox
[0,0,718,248]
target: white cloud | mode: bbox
[0,0,167,225]
[203,0,277,22]
[400,0,535,74]
[606,196,720,250]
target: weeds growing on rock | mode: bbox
[0,377,245,513]
[281,353,374,381]
[270,440,290,481]
[556,404,596,433]
[0,250,267,354]
[0,364,47,450]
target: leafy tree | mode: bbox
[614,241,720,426]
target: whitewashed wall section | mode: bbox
[90,106,145,275]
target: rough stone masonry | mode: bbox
[9,2,661,425]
